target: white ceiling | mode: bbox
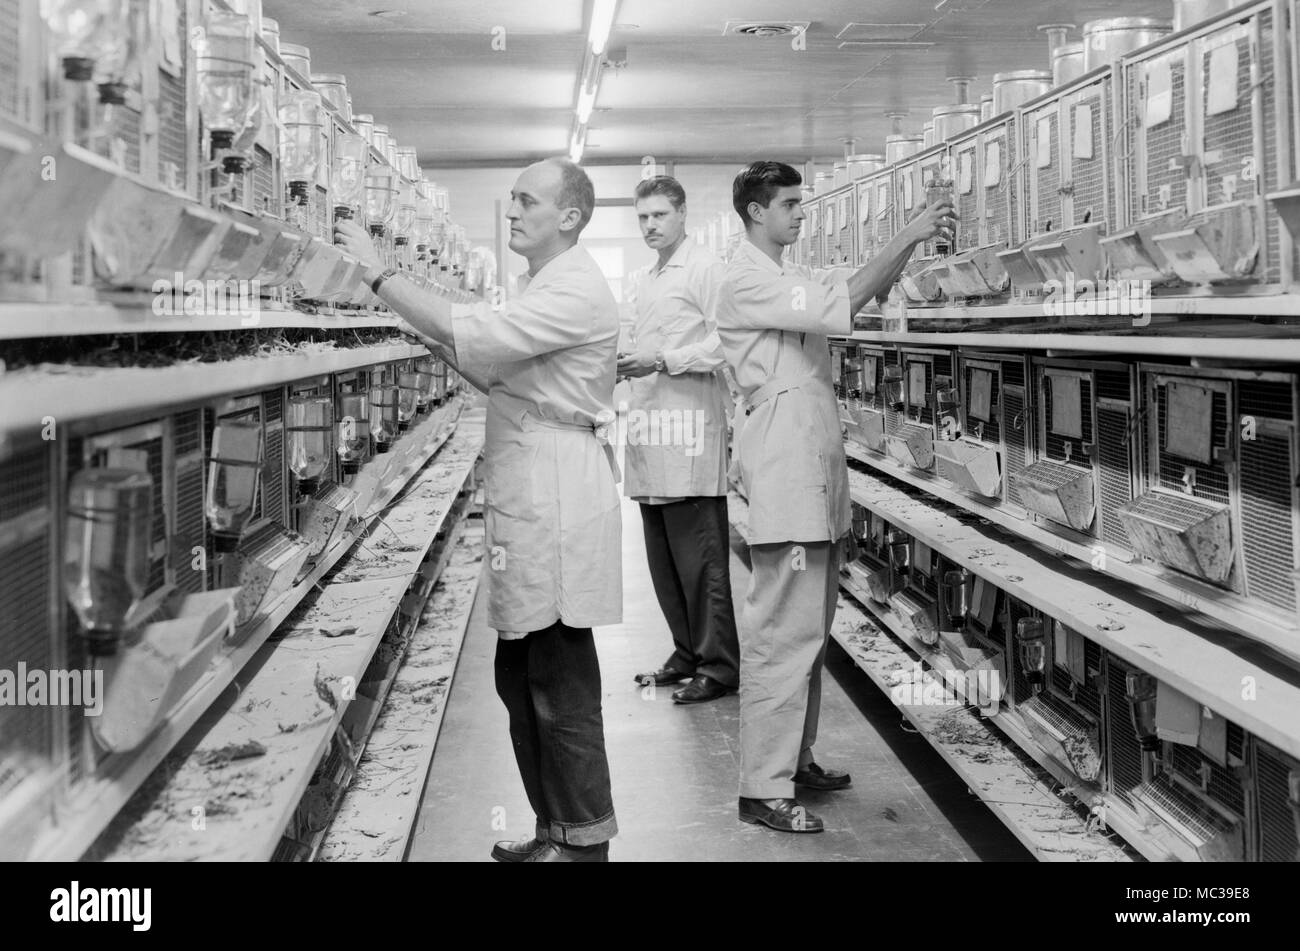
[261,0,1172,168]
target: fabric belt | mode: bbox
[743,374,820,417]
[526,410,622,484]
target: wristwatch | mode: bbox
[654,349,666,373]
[370,267,399,294]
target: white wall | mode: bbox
[422,163,745,293]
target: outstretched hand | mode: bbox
[333,219,385,272]
[904,197,957,247]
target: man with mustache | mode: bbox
[620,175,740,705]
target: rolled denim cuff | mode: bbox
[547,810,618,847]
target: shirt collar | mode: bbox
[651,236,694,275]
[664,237,694,268]
[520,242,582,289]
[737,236,787,275]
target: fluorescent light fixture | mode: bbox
[837,40,935,50]
[576,86,597,123]
[569,127,586,163]
[589,0,617,55]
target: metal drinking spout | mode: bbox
[947,76,975,104]
[1038,23,1075,55]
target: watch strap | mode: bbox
[370,267,399,294]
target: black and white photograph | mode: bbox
[0,0,1296,900]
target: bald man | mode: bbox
[336,158,621,863]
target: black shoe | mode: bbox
[490,836,545,862]
[635,666,691,687]
[523,840,610,862]
[794,762,852,791]
[738,797,824,833]
[672,674,736,704]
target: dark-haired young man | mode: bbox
[620,175,739,704]
[336,157,621,862]
[717,160,954,834]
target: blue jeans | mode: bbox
[494,621,618,846]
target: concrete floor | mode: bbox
[408,494,1032,862]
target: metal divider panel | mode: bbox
[1252,740,1300,861]
[1105,658,1144,805]
[1255,5,1282,282]
[0,0,21,123]
[172,409,206,594]
[0,445,55,792]
[1002,388,1028,506]
[61,437,89,783]
[1097,405,1135,549]
[1238,380,1296,611]
[157,2,189,191]
[261,388,286,526]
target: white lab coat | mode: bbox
[623,239,731,501]
[715,238,853,545]
[450,243,622,633]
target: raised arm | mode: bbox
[335,221,599,370]
[842,197,955,315]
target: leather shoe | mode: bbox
[794,761,852,790]
[672,674,736,704]
[490,835,545,862]
[635,666,691,687]
[738,797,824,833]
[523,840,610,862]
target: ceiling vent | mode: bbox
[722,20,810,37]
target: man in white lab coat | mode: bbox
[336,158,621,863]
[619,176,739,704]
[716,161,954,833]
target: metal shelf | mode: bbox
[88,415,483,862]
[845,323,1300,364]
[26,398,475,861]
[841,463,1300,764]
[886,294,1300,323]
[0,301,401,340]
[843,441,1300,667]
[842,569,1159,867]
[834,570,1142,862]
[0,341,428,434]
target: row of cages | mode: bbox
[828,339,1300,659]
[0,0,488,310]
[0,354,463,857]
[802,0,1300,308]
[847,504,1300,861]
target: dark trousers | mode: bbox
[494,621,618,845]
[639,497,740,687]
